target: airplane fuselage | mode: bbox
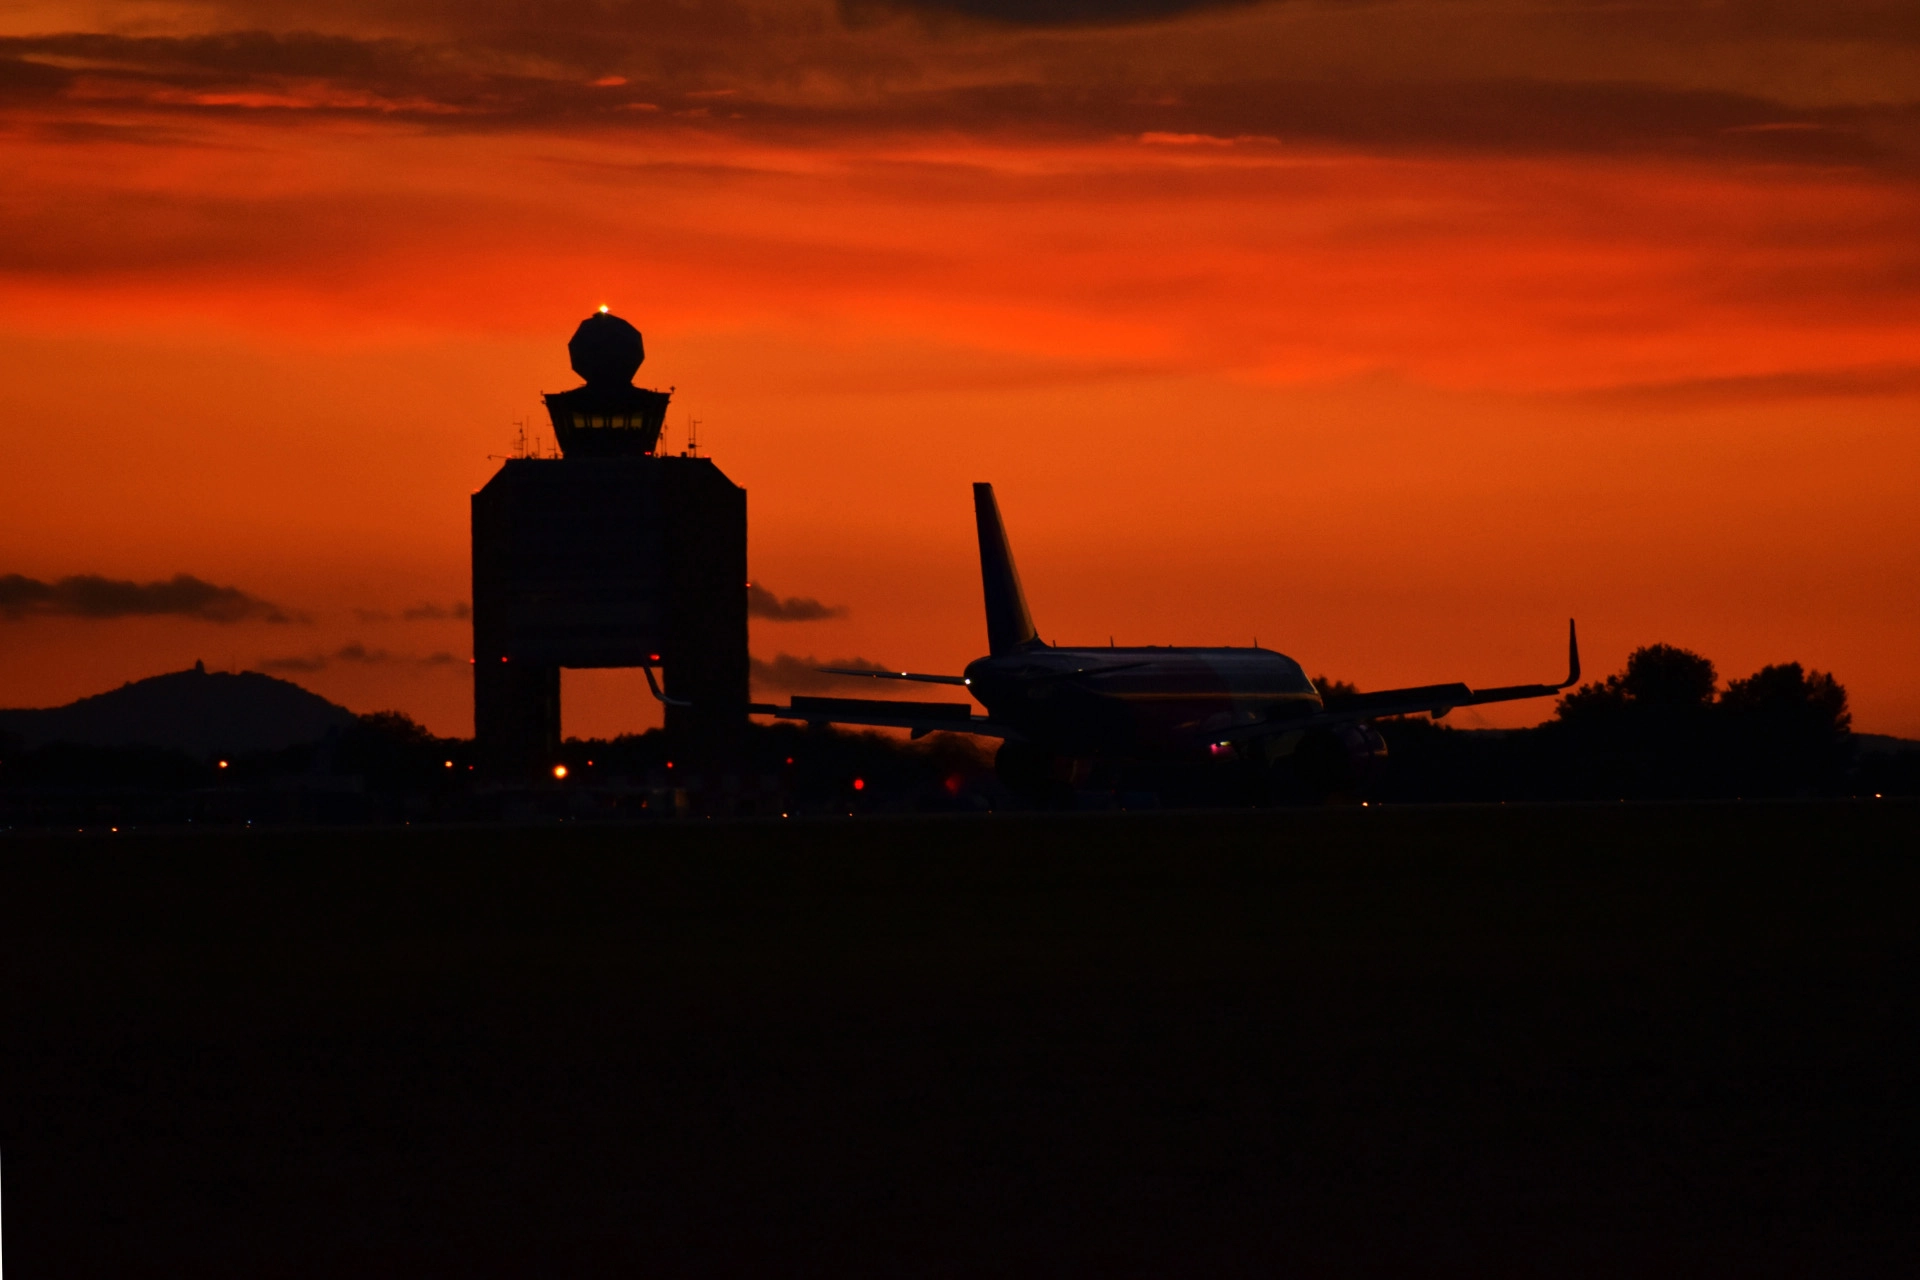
[750,482,1575,795]
[964,644,1323,759]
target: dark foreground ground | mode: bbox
[3,804,1918,1277]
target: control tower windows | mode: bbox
[573,413,648,430]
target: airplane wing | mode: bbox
[751,695,1025,741]
[814,661,1154,685]
[1222,619,1581,742]
[816,667,972,687]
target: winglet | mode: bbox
[1558,618,1580,689]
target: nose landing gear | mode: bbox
[994,741,1090,807]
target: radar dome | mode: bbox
[568,311,644,386]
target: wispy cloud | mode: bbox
[0,572,301,623]
[350,601,470,622]
[259,643,459,672]
[258,652,327,672]
[401,600,470,621]
[748,582,847,622]
[1566,363,1920,410]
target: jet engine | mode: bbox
[1290,721,1390,797]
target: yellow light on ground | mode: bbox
[553,764,569,779]
[217,760,228,769]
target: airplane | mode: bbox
[748,483,1578,798]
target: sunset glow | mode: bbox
[4,0,1918,737]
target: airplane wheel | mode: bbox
[1287,724,1388,804]
[995,742,1071,807]
[1292,727,1359,801]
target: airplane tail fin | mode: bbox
[973,483,1040,656]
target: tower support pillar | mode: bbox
[473,660,560,773]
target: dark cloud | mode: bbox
[14,30,421,80]
[841,0,1262,27]
[2,10,1916,169]
[751,653,890,691]
[813,78,1896,165]
[1570,363,1920,410]
[401,601,471,620]
[850,0,1920,36]
[0,54,74,100]
[259,653,328,672]
[334,642,390,663]
[0,29,651,127]
[748,581,847,621]
[0,573,300,623]
[353,602,468,622]
[259,643,461,672]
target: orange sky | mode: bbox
[3,0,1918,739]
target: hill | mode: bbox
[0,662,354,757]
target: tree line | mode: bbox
[1370,643,1916,801]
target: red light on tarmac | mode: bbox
[852,777,865,791]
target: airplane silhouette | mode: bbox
[749,483,1578,795]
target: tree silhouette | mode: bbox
[1719,663,1851,796]
[1556,643,1717,722]
[1620,644,1719,708]
[1544,644,1721,797]
[1311,675,1360,704]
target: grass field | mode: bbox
[4,803,1918,1275]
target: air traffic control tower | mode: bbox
[471,312,747,772]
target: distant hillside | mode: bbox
[0,663,355,757]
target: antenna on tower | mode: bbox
[686,413,701,458]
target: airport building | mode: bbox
[471,312,747,771]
